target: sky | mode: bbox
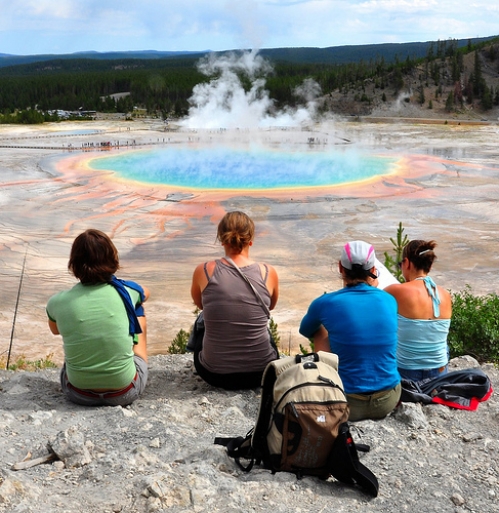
[0,1,497,56]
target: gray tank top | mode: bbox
[199,259,276,374]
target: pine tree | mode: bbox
[418,84,425,105]
[473,52,485,97]
[445,91,454,112]
[481,84,493,110]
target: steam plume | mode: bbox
[180,50,321,129]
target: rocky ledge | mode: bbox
[0,354,498,513]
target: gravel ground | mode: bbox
[0,354,497,513]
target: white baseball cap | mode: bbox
[340,240,376,270]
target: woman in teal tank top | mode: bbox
[385,240,452,382]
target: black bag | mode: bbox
[400,367,493,410]
[215,352,379,497]
[186,312,204,352]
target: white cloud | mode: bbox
[0,0,496,54]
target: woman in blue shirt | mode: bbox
[300,240,401,421]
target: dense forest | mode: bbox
[0,36,498,123]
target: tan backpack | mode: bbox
[215,352,379,496]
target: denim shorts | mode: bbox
[398,365,448,382]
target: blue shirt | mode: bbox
[299,283,400,394]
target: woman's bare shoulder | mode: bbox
[259,262,278,276]
[384,282,405,294]
[193,260,215,278]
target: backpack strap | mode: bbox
[214,432,255,472]
[214,361,279,473]
[328,423,379,497]
[250,363,277,467]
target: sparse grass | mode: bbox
[300,341,315,355]
[0,353,58,371]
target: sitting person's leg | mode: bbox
[60,357,148,407]
[132,312,148,363]
[193,350,263,390]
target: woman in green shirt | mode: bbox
[47,229,149,406]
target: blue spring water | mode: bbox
[89,146,396,190]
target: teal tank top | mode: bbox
[397,276,450,370]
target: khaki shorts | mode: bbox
[347,383,401,422]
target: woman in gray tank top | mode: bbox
[190,211,279,389]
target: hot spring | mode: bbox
[88,144,398,190]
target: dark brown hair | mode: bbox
[217,211,255,253]
[68,229,119,284]
[342,265,372,284]
[403,239,437,274]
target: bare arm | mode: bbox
[141,285,150,302]
[312,325,330,353]
[266,264,279,310]
[191,262,212,310]
[48,319,60,335]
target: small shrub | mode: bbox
[383,222,408,283]
[299,341,315,355]
[448,286,499,363]
[269,317,281,349]
[168,308,200,354]
[168,329,190,354]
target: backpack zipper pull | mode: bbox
[290,403,299,418]
[318,375,340,388]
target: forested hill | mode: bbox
[0,50,207,69]
[1,35,499,122]
[0,36,497,69]
[258,37,497,64]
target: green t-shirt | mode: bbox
[47,282,142,389]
